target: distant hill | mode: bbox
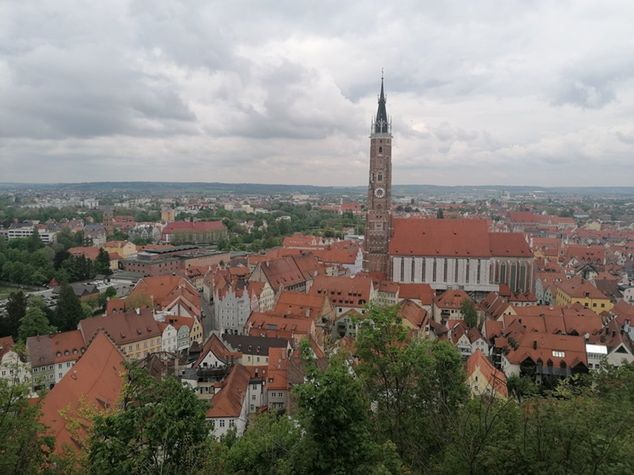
[0,181,633,198]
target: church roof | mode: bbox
[374,75,389,134]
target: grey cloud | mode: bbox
[1,0,634,185]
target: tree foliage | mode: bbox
[0,291,27,339]
[0,380,54,474]
[18,304,55,341]
[89,366,211,475]
[54,283,85,331]
[460,298,479,329]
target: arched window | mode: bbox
[379,146,383,153]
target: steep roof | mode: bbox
[506,333,587,368]
[466,350,508,398]
[0,336,15,359]
[397,283,435,305]
[78,309,162,346]
[309,274,373,308]
[195,334,240,367]
[259,256,307,291]
[556,278,608,300]
[266,347,290,391]
[206,364,250,418]
[397,300,427,329]
[130,275,200,310]
[39,332,125,453]
[274,291,330,320]
[434,289,472,309]
[246,312,314,336]
[488,233,532,257]
[390,218,491,257]
[222,334,288,355]
[27,330,86,367]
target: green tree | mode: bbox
[89,366,211,475]
[54,283,84,331]
[18,304,55,341]
[95,248,112,276]
[293,354,399,475]
[222,413,302,475]
[460,298,478,328]
[0,380,54,473]
[0,291,27,339]
[355,305,468,472]
[28,227,44,252]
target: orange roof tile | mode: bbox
[206,364,250,418]
[39,332,125,453]
[466,349,508,398]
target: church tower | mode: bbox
[363,75,392,275]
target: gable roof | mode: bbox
[78,309,162,346]
[274,291,330,320]
[309,275,373,308]
[206,364,250,418]
[466,349,508,398]
[0,336,15,359]
[39,332,125,453]
[195,334,241,368]
[435,289,472,309]
[27,330,86,367]
[390,218,491,257]
[130,275,201,311]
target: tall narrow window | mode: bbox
[443,258,448,283]
[411,258,415,283]
[454,259,459,283]
[400,258,404,282]
[379,146,383,153]
[433,258,437,282]
[421,258,426,281]
[466,259,470,284]
[477,259,481,283]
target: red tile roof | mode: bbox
[274,291,330,320]
[466,349,508,398]
[397,283,435,305]
[78,309,162,346]
[310,275,373,308]
[27,330,86,367]
[195,334,240,368]
[488,232,532,257]
[266,347,289,391]
[206,364,250,418]
[434,289,472,309]
[506,333,587,368]
[0,336,15,359]
[556,278,608,300]
[39,332,125,453]
[130,275,201,311]
[390,218,491,257]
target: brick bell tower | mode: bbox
[363,73,392,275]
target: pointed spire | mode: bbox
[374,70,389,134]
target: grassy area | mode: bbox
[0,285,22,300]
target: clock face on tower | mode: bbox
[374,187,385,198]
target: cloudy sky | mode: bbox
[1,1,633,186]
